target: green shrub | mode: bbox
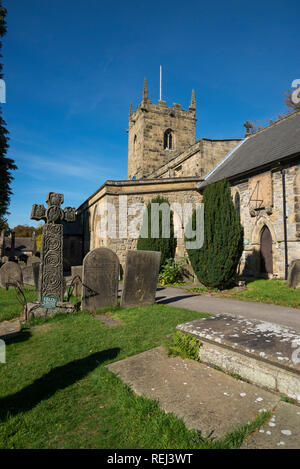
[159,258,184,285]
[186,179,244,289]
[137,196,177,269]
[167,331,201,360]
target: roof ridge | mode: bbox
[247,110,300,138]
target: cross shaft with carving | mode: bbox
[30,192,76,302]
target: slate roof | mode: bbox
[4,237,36,252]
[199,111,300,188]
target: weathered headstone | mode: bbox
[27,255,41,266]
[0,261,23,289]
[71,265,83,297]
[82,248,119,311]
[120,250,161,308]
[287,260,300,289]
[31,192,76,302]
[21,263,40,290]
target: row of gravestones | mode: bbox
[0,260,39,290]
[0,247,161,312]
[72,247,161,311]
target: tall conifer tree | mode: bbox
[0,2,17,231]
[186,179,244,289]
[137,196,177,269]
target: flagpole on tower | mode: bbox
[160,65,162,101]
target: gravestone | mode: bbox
[21,263,40,289]
[27,255,40,266]
[120,250,161,308]
[0,261,23,289]
[71,265,83,297]
[287,259,300,289]
[82,248,119,311]
[31,192,76,302]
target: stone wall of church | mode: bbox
[149,139,241,179]
[77,179,202,275]
[231,161,300,279]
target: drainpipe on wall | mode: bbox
[281,168,289,280]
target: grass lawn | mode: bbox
[189,279,300,309]
[0,299,271,449]
[0,286,37,322]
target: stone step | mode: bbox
[177,314,300,403]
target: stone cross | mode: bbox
[31,192,76,302]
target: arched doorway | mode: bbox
[260,225,273,274]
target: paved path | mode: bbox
[155,287,300,332]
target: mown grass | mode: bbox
[0,286,37,322]
[0,300,271,449]
[189,279,300,309]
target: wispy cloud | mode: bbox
[16,152,120,182]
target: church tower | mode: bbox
[127,80,196,179]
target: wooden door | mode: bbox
[260,225,273,274]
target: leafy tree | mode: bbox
[243,86,300,136]
[283,88,300,113]
[186,179,244,289]
[13,224,35,237]
[137,196,177,269]
[0,2,17,230]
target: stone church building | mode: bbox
[73,80,300,280]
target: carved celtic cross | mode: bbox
[31,192,76,224]
[30,192,76,303]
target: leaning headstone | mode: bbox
[31,192,76,302]
[287,260,300,289]
[21,263,40,290]
[82,248,119,311]
[0,261,23,289]
[120,250,161,308]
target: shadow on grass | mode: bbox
[5,330,32,345]
[0,347,120,421]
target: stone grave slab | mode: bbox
[71,265,83,297]
[287,259,300,289]
[107,346,279,439]
[0,319,21,340]
[120,250,161,308]
[82,248,119,311]
[0,261,23,288]
[21,263,40,289]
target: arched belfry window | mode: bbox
[133,135,137,154]
[234,191,241,220]
[164,129,173,150]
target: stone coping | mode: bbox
[177,314,300,374]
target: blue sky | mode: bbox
[3,0,300,227]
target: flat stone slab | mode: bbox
[107,346,280,439]
[93,314,124,328]
[177,314,300,373]
[241,401,300,449]
[0,319,21,340]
